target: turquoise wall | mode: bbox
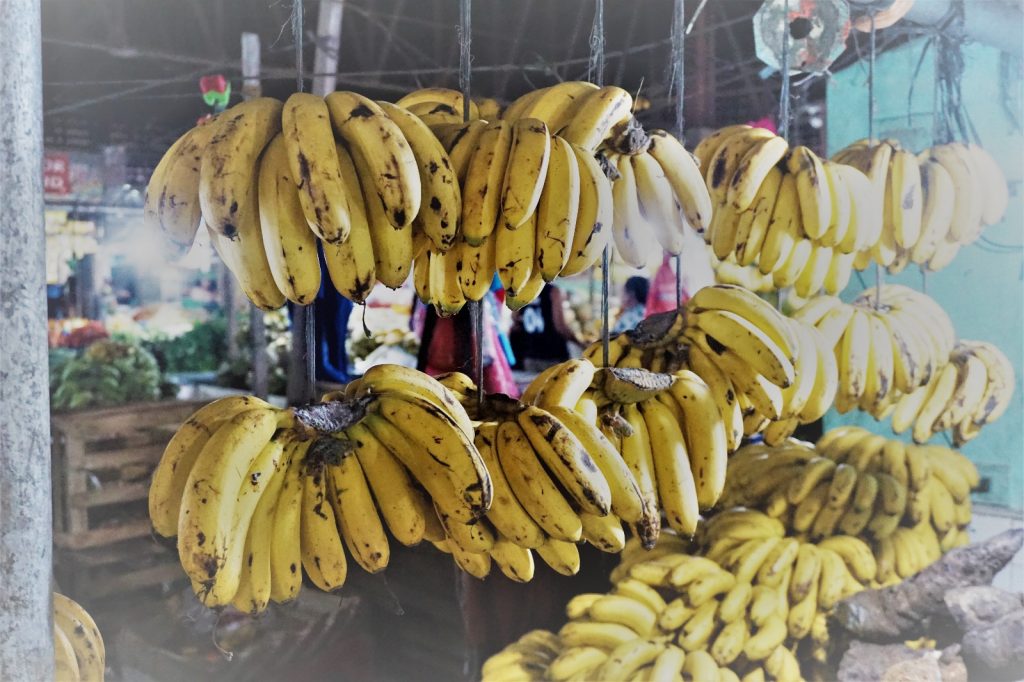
[825,38,1024,510]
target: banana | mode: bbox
[789,543,822,602]
[566,593,603,620]
[536,538,581,576]
[719,580,754,624]
[455,233,496,302]
[560,85,633,152]
[548,647,608,681]
[199,97,283,239]
[694,125,753,169]
[818,535,877,583]
[496,210,537,294]
[610,153,652,267]
[886,148,924,248]
[735,167,783,266]
[535,135,581,281]
[533,358,597,409]
[449,543,492,579]
[495,420,582,542]
[891,387,930,437]
[145,119,221,254]
[561,143,614,277]
[684,342,744,451]
[647,129,714,232]
[679,598,719,652]
[837,308,871,402]
[177,408,280,589]
[378,101,460,251]
[927,143,983,243]
[517,405,612,516]
[346,144,413,289]
[372,394,490,515]
[748,586,781,627]
[968,143,1009,226]
[53,594,104,681]
[517,81,600,132]
[207,171,288,310]
[665,370,728,508]
[942,352,988,429]
[694,307,794,386]
[711,616,749,667]
[437,504,495,554]
[445,119,489,180]
[614,578,668,614]
[300,462,349,591]
[581,511,626,553]
[647,645,686,682]
[966,340,1015,426]
[641,399,700,535]
[325,91,420,229]
[257,134,322,304]
[475,423,546,548]
[823,249,856,295]
[559,621,638,651]
[758,172,800,274]
[756,537,800,587]
[149,396,269,536]
[356,363,474,437]
[363,414,474,524]
[728,134,789,211]
[280,93,351,244]
[862,312,896,414]
[731,537,782,584]
[269,440,308,603]
[632,151,686,255]
[685,328,784,420]
[819,161,853,248]
[320,142,377,302]
[912,361,959,443]
[709,199,742,260]
[910,160,955,264]
[706,127,775,201]
[589,594,658,636]
[817,546,851,610]
[688,569,736,606]
[788,146,832,239]
[54,622,81,681]
[501,118,551,228]
[397,88,480,118]
[744,615,788,661]
[617,404,662,547]
[548,406,646,524]
[326,450,390,573]
[765,643,802,681]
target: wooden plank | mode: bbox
[55,518,152,550]
[71,481,148,507]
[62,539,171,568]
[52,400,206,439]
[76,443,166,471]
[63,435,89,535]
[88,563,184,599]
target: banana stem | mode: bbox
[292,395,373,435]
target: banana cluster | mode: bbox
[713,258,777,294]
[890,339,1015,445]
[148,365,490,613]
[791,285,956,418]
[435,357,728,576]
[833,139,1008,274]
[54,592,105,682]
[583,285,839,447]
[695,126,875,299]
[722,430,975,586]
[413,81,711,313]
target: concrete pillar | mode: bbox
[0,0,54,678]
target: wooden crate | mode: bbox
[54,535,184,600]
[50,399,208,550]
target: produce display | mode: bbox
[480,427,980,682]
[585,284,838,446]
[145,84,711,315]
[833,139,1009,273]
[49,339,164,411]
[53,592,105,682]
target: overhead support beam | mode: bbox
[0,0,54,677]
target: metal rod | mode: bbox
[670,0,686,138]
[589,0,610,367]
[675,255,684,308]
[0,0,53,675]
[868,13,876,141]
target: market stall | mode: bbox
[0,0,1021,680]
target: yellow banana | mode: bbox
[535,135,581,281]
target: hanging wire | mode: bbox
[458,0,483,406]
[589,0,610,367]
[293,0,316,402]
[670,0,686,309]
[868,12,883,310]
[778,0,792,140]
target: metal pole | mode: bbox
[0,0,54,677]
[241,32,269,400]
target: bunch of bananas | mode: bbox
[791,285,956,417]
[413,82,711,312]
[482,524,865,682]
[722,429,975,585]
[53,592,105,682]
[584,285,839,447]
[833,139,1008,274]
[148,83,710,316]
[695,126,876,299]
[148,365,490,612]
[890,339,1015,445]
[432,357,728,578]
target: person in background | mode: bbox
[508,284,584,372]
[612,276,649,334]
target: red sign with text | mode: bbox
[44,152,71,196]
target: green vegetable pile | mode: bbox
[50,339,164,411]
